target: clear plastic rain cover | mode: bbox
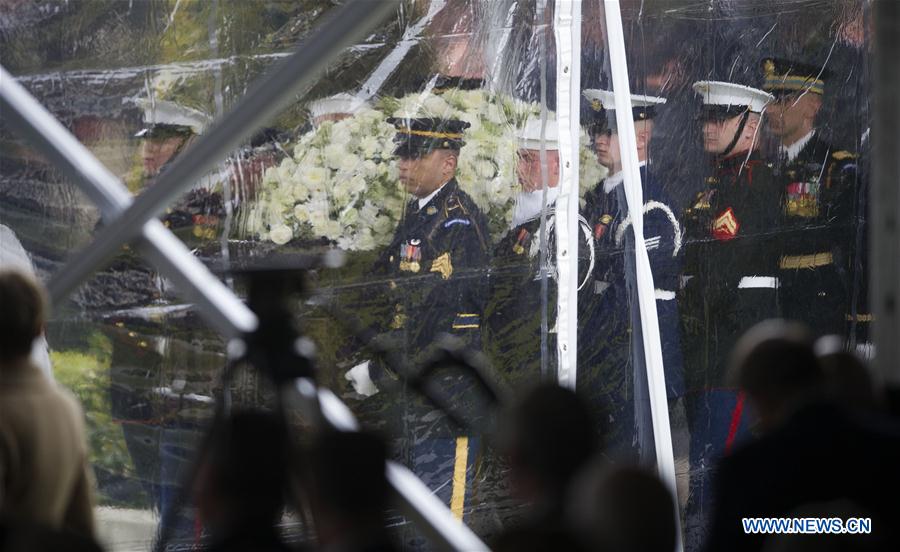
[0,0,870,550]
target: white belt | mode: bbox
[655,289,676,300]
[738,276,779,289]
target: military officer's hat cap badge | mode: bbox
[134,98,210,139]
[518,116,560,151]
[761,57,830,96]
[307,92,368,120]
[693,80,774,121]
[386,117,471,158]
[582,89,666,135]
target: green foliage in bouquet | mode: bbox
[248,89,606,250]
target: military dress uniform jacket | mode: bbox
[775,134,859,336]
[357,178,491,437]
[485,203,593,391]
[578,164,685,454]
[681,151,781,383]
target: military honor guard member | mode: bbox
[133,98,223,240]
[578,89,686,472]
[485,116,594,390]
[344,116,491,519]
[680,79,778,521]
[761,57,862,338]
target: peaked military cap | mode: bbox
[307,93,367,119]
[583,88,666,135]
[518,116,560,151]
[693,80,774,121]
[387,117,470,157]
[761,57,831,96]
[134,99,210,139]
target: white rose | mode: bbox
[268,224,293,245]
[293,204,310,222]
[322,219,343,240]
[339,154,359,173]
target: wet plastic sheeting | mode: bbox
[0,1,871,550]
[576,1,870,549]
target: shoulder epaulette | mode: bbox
[832,150,857,161]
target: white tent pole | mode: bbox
[553,0,582,389]
[603,1,683,550]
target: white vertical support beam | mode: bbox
[554,0,582,389]
[603,1,682,550]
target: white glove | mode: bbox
[345,361,379,397]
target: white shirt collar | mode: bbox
[603,160,647,194]
[511,187,560,227]
[417,180,450,210]
[780,129,816,163]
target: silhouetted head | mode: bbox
[0,270,47,365]
[729,319,824,431]
[195,410,289,531]
[501,383,599,505]
[307,429,390,544]
[815,335,883,414]
[573,464,677,552]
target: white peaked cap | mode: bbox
[134,98,211,135]
[692,81,775,113]
[582,89,667,111]
[518,116,559,151]
[307,93,367,119]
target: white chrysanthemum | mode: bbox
[303,166,329,194]
[323,143,347,170]
[360,135,380,158]
[339,207,359,226]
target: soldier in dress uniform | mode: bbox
[485,116,593,391]
[578,89,686,478]
[761,57,862,338]
[106,99,224,540]
[134,99,223,242]
[679,80,778,531]
[344,116,491,519]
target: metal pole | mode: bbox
[873,0,900,383]
[603,1,683,550]
[0,64,257,339]
[553,0,582,389]
[46,0,399,304]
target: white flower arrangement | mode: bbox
[247,90,605,250]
